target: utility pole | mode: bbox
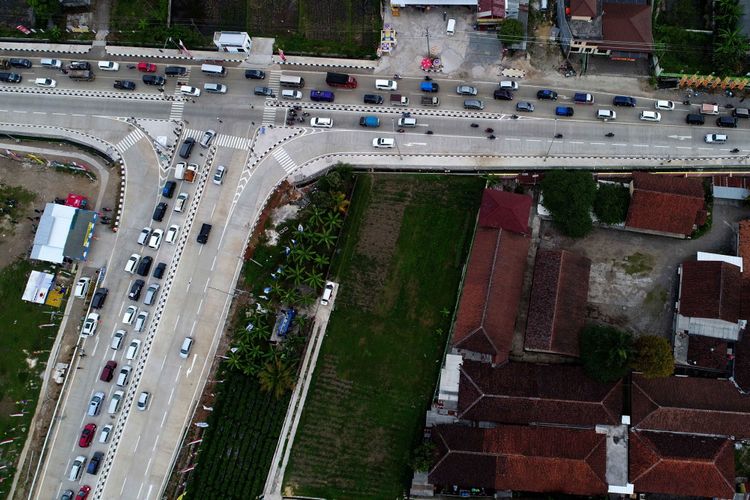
[425,27,431,57]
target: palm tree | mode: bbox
[324,210,343,230]
[225,350,244,372]
[331,192,350,214]
[314,227,337,250]
[291,245,314,264]
[298,292,317,308]
[281,287,300,305]
[258,356,296,399]
[306,206,325,230]
[313,253,330,268]
[270,281,284,300]
[305,270,325,290]
[715,28,748,74]
[715,0,742,27]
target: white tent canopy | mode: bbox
[30,203,76,264]
[22,271,54,304]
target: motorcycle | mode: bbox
[511,114,519,119]
[487,135,496,140]
[470,123,479,128]
[554,133,563,139]
[127,64,136,70]
[393,74,402,80]
[424,75,432,81]
[397,128,405,133]
[426,130,434,135]
[605,132,615,137]
[732,148,741,153]
[485,128,494,133]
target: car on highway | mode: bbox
[75,485,90,500]
[68,456,86,481]
[613,95,637,107]
[142,75,166,86]
[199,129,216,148]
[88,392,104,416]
[174,192,189,213]
[97,61,119,71]
[147,228,163,249]
[536,89,558,100]
[82,312,99,336]
[98,424,113,443]
[99,360,117,382]
[180,85,201,97]
[153,262,167,279]
[281,89,302,100]
[363,94,384,104]
[372,137,395,148]
[122,305,138,325]
[639,110,662,122]
[153,202,167,221]
[116,366,132,387]
[596,109,616,121]
[375,79,398,91]
[555,106,575,117]
[655,100,675,111]
[456,85,478,96]
[128,279,144,300]
[114,80,136,91]
[204,82,227,94]
[79,423,96,447]
[165,66,187,76]
[136,256,153,276]
[705,133,728,143]
[108,391,124,414]
[516,101,534,112]
[125,253,141,273]
[245,69,266,79]
[74,277,90,298]
[91,287,108,309]
[137,61,157,72]
[144,283,160,306]
[179,337,194,358]
[34,78,56,88]
[493,89,513,101]
[111,330,126,350]
[463,99,485,110]
[197,224,212,244]
[134,311,149,332]
[40,58,62,68]
[310,117,333,128]
[137,391,151,410]
[499,80,519,91]
[9,58,31,68]
[87,452,103,475]
[165,224,180,244]
[68,61,90,71]
[137,227,151,245]
[213,165,226,185]
[61,490,74,500]
[254,86,274,96]
[125,339,141,360]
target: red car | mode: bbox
[78,423,96,447]
[137,62,157,73]
[75,485,91,500]
[100,360,117,382]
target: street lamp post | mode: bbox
[391,118,403,160]
[544,119,558,162]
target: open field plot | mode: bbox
[283,174,485,499]
[539,201,750,337]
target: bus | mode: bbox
[279,74,305,88]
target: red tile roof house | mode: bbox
[524,249,591,357]
[451,189,532,366]
[625,173,707,238]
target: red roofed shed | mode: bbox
[625,173,705,237]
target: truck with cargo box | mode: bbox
[325,72,357,89]
[390,94,409,106]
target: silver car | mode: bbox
[463,99,485,110]
[199,129,216,148]
[456,85,478,96]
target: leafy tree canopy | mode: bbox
[541,170,597,237]
[579,324,634,382]
[631,335,674,378]
[594,183,630,225]
[498,19,524,46]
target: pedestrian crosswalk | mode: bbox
[169,100,185,121]
[262,105,278,125]
[182,129,250,150]
[116,128,146,152]
[272,148,297,173]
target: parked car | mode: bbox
[137,62,157,72]
[114,80,136,90]
[244,69,266,79]
[82,313,99,336]
[310,117,333,128]
[75,485,90,500]
[213,165,226,185]
[98,424,113,443]
[122,306,138,325]
[148,228,163,249]
[254,86,274,96]
[174,192,189,213]
[515,101,535,112]
[153,262,167,279]
[99,360,117,382]
[142,75,165,86]
[97,61,119,71]
[463,99,485,110]
[655,100,675,110]
[165,224,180,244]
[134,311,148,332]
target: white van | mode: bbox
[705,133,728,144]
[375,79,397,91]
[174,162,185,180]
[282,89,302,100]
[69,456,86,481]
[111,330,126,350]
[200,63,226,77]
[179,337,194,358]
[40,58,62,69]
[398,117,417,127]
[74,277,90,298]
[447,18,456,35]
[108,391,124,414]
[321,282,334,305]
[116,366,132,387]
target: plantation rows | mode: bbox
[185,370,290,499]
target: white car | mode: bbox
[213,165,226,185]
[122,306,138,325]
[74,277,90,298]
[499,80,519,91]
[111,330,126,350]
[705,133,728,144]
[596,109,616,121]
[125,339,141,360]
[97,61,120,71]
[125,253,141,274]
[204,83,227,94]
[98,424,113,443]
[137,391,151,410]
[137,227,151,246]
[34,78,56,88]
[134,311,149,332]
[639,110,662,122]
[147,228,163,249]
[82,312,99,336]
[199,129,216,148]
[174,192,189,213]
[310,117,333,128]
[180,85,201,97]
[165,224,180,244]
[655,100,675,111]
[372,137,395,148]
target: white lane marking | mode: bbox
[160,411,168,428]
[211,255,217,271]
[53,112,67,116]
[612,143,627,146]
[189,319,197,337]
[160,355,167,372]
[136,481,144,499]
[186,354,197,377]
[91,336,100,357]
[526,139,542,143]
[71,113,86,117]
[589,142,605,145]
[676,146,692,150]
[505,137,521,141]
[203,280,209,294]
[168,386,175,405]
[134,435,141,452]
[569,141,584,144]
[146,483,153,500]
[197,298,203,315]
[120,477,127,496]
[33,111,45,115]
[210,203,216,218]
[632,144,649,147]
[174,365,182,382]
[654,145,669,148]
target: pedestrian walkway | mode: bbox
[116,128,146,152]
[262,105,278,125]
[215,134,250,150]
[169,100,185,122]
[271,148,297,173]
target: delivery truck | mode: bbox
[390,94,409,106]
[420,96,440,106]
[325,72,358,89]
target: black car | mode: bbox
[153,262,166,279]
[178,138,195,159]
[87,451,103,475]
[91,288,108,309]
[164,66,187,76]
[0,72,22,83]
[136,256,153,277]
[197,223,212,244]
[254,86,274,96]
[114,80,136,91]
[142,75,166,86]
[536,89,558,100]
[493,89,513,101]
[68,61,90,71]
[152,202,167,221]
[363,94,384,105]
[245,69,266,79]
[128,279,145,300]
[8,58,31,68]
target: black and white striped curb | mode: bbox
[245,127,305,172]
[274,58,376,71]
[0,44,90,55]
[0,85,182,102]
[105,47,244,63]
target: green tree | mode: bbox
[497,19,525,47]
[631,335,674,378]
[579,325,634,382]
[306,206,325,230]
[593,183,631,224]
[715,0,742,28]
[27,0,60,25]
[313,253,330,269]
[258,356,296,399]
[313,227,337,249]
[411,441,436,472]
[225,349,244,372]
[541,170,597,237]
[305,270,325,290]
[715,28,749,75]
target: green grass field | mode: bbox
[0,259,61,496]
[283,174,484,499]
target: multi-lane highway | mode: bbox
[6,56,745,500]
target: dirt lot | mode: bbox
[537,200,750,338]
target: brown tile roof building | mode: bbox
[678,261,741,323]
[570,0,597,18]
[625,173,705,237]
[685,335,732,372]
[452,230,529,365]
[477,189,532,235]
[457,360,623,426]
[600,3,653,53]
[629,431,735,498]
[524,249,591,357]
[631,374,750,439]
[429,424,608,496]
